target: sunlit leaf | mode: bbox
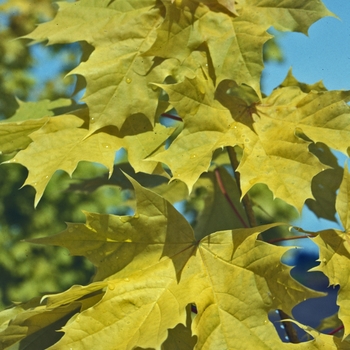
[27,178,323,349]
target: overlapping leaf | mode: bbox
[192,167,249,240]
[24,0,169,132]
[146,0,270,95]
[1,0,346,348]
[5,109,172,206]
[23,177,327,349]
[0,99,71,154]
[311,165,350,338]
[149,75,253,191]
[151,75,346,210]
[239,86,350,210]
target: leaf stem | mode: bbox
[226,146,257,227]
[328,324,344,335]
[161,113,183,122]
[226,146,301,344]
[214,168,249,228]
[278,310,300,343]
[267,234,316,244]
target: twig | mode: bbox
[214,168,249,228]
[226,146,300,344]
[226,146,257,227]
[278,310,300,343]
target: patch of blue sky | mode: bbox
[28,42,81,101]
[262,0,350,94]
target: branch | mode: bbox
[278,310,300,343]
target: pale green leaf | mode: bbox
[238,85,350,211]
[6,111,171,205]
[259,87,350,154]
[0,118,48,155]
[280,69,328,93]
[311,230,350,338]
[24,0,169,132]
[8,114,119,206]
[150,75,253,191]
[147,0,270,95]
[336,164,350,230]
[236,0,335,34]
[190,226,324,349]
[7,99,72,122]
[152,78,329,210]
[0,99,73,154]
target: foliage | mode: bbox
[0,0,350,349]
[0,0,120,309]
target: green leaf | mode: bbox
[24,0,168,132]
[310,166,350,337]
[0,118,48,155]
[6,99,72,122]
[27,177,323,349]
[193,167,249,240]
[306,143,344,222]
[239,86,350,211]
[6,111,172,206]
[336,164,350,230]
[147,0,270,95]
[150,75,253,192]
[0,99,72,155]
[190,227,324,349]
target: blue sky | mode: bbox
[263,0,350,94]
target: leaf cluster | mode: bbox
[0,0,350,349]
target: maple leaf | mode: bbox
[236,0,335,34]
[310,165,350,338]
[25,176,326,349]
[149,74,253,191]
[192,167,249,240]
[0,99,71,154]
[23,0,169,132]
[239,86,350,210]
[4,108,172,206]
[151,75,345,211]
[305,142,344,222]
[146,0,270,95]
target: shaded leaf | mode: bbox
[150,74,253,192]
[306,143,344,222]
[0,118,48,155]
[311,165,350,337]
[6,99,72,122]
[193,167,249,240]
